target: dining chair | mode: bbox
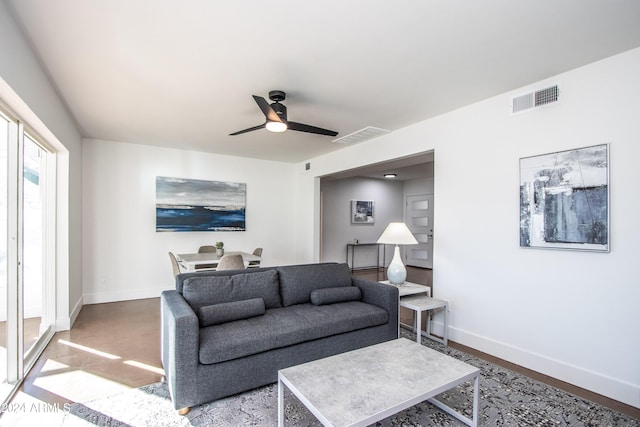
[198,245,216,253]
[168,252,182,277]
[215,254,245,271]
[247,247,263,268]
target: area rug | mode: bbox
[63,330,638,426]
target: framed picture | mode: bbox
[351,200,375,224]
[519,144,609,252]
[156,176,246,232]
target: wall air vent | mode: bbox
[512,84,559,114]
[332,126,390,144]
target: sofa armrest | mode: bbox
[161,290,200,409]
[352,277,399,331]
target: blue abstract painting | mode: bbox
[519,144,608,252]
[156,176,246,232]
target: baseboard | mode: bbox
[449,325,640,409]
[55,295,83,331]
[83,287,167,305]
[69,295,83,328]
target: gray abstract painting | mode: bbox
[519,144,609,252]
[352,200,375,223]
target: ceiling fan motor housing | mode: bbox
[271,102,287,121]
[269,90,286,102]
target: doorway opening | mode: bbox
[319,151,434,285]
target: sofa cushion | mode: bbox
[198,298,265,327]
[310,286,361,305]
[278,263,352,307]
[182,275,232,312]
[182,269,281,312]
[231,270,282,308]
[199,301,388,365]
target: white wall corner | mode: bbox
[55,295,82,331]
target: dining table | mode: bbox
[176,251,261,272]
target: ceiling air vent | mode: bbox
[512,84,559,114]
[332,126,390,144]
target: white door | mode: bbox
[405,194,433,269]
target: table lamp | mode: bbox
[377,222,418,285]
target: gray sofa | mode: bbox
[161,262,399,412]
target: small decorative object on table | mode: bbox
[215,241,224,256]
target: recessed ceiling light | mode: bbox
[384,173,397,178]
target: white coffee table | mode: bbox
[400,294,449,345]
[278,338,479,427]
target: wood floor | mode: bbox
[6,267,639,421]
[13,298,163,406]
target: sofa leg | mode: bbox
[177,407,190,415]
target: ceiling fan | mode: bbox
[229,90,338,137]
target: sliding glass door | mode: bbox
[23,134,50,359]
[0,109,9,396]
[0,109,55,403]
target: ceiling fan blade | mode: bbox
[229,123,265,136]
[252,95,283,123]
[287,121,338,137]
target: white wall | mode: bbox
[297,48,640,408]
[82,139,299,303]
[403,176,434,200]
[0,2,83,330]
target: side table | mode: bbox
[400,294,448,345]
[379,280,431,297]
[380,280,431,339]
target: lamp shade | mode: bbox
[377,222,418,245]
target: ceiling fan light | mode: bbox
[266,121,287,133]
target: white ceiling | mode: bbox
[7,1,640,163]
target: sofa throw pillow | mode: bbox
[198,298,265,327]
[231,270,282,309]
[278,263,352,307]
[310,286,362,306]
